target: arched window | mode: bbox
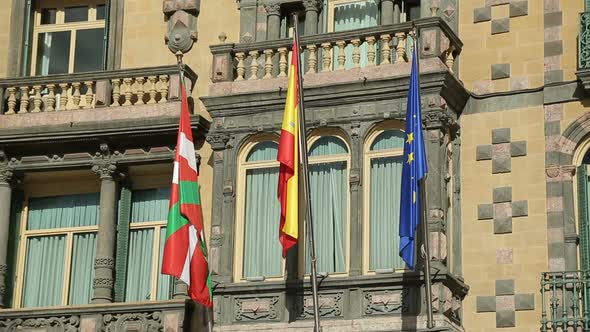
[364,128,405,273]
[307,135,350,275]
[235,139,282,281]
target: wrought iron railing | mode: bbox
[579,12,590,69]
[541,271,590,331]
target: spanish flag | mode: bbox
[277,37,300,257]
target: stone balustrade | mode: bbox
[0,65,197,115]
[210,17,461,83]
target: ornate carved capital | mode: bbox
[93,277,114,289]
[303,0,322,11]
[422,109,457,130]
[206,133,231,151]
[350,121,361,138]
[264,2,281,16]
[163,0,200,54]
[92,143,124,180]
[94,257,115,270]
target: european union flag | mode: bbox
[399,47,428,270]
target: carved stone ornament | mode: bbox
[102,312,162,332]
[363,289,409,315]
[0,150,15,185]
[264,2,281,16]
[206,133,231,151]
[92,143,123,179]
[298,292,344,319]
[235,297,279,321]
[0,316,80,332]
[93,277,115,289]
[163,0,200,54]
[303,0,322,11]
[94,257,115,270]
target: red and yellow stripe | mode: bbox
[277,38,300,257]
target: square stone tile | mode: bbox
[496,310,516,327]
[493,187,512,203]
[476,296,496,312]
[496,280,515,296]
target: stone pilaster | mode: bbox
[264,1,281,40]
[348,121,363,276]
[0,160,14,308]
[206,132,231,282]
[303,0,321,35]
[91,145,122,303]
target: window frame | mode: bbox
[123,173,174,303]
[362,121,406,275]
[305,130,352,277]
[30,0,106,75]
[12,177,100,309]
[234,134,285,282]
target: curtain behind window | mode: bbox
[125,188,173,302]
[369,130,405,270]
[333,0,379,69]
[243,142,282,278]
[22,193,99,307]
[306,137,348,274]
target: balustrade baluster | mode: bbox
[395,32,407,63]
[46,84,56,112]
[574,273,580,329]
[366,36,376,66]
[541,274,548,332]
[111,79,121,106]
[380,34,391,65]
[306,44,317,74]
[146,76,157,104]
[249,51,260,80]
[59,83,69,110]
[19,86,30,114]
[135,77,146,104]
[445,47,456,73]
[31,85,42,113]
[72,82,82,109]
[321,42,332,72]
[583,271,590,330]
[278,48,288,77]
[84,81,94,109]
[263,49,274,79]
[122,78,133,106]
[551,274,558,327]
[336,40,346,70]
[235,52,246,81]
[5,87,16,115]
[562,272,568,328]
[159,75,169,103]
[351,39,361,68]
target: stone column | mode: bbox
[381,0,394,25]
[303,0,321,35]
[91,161,120,303]
[0,166,14,308]
[264,2,281,40]
[206,133,231,283]
[348,122,363,276]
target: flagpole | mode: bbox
[293,14,322,332]
[175,51,214,332]
[413,28,434,330]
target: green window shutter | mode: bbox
[586,0,590,12]
[578,165,590,271]
[114,183,132,302]
[5,190,24,307]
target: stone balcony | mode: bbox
[208,17,461,100]
[0,65,197,132]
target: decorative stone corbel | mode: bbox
[163,0,200,54]
[91,143,124,180]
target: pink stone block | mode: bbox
[546,197,564,212]
[496,295,515,311]
[545,135,562,152]
[492,143,510,158]
[544,55,561,72]
[544,27,561,42]
[544,0,560,13]
[511,76,529,90]
[547,227,564,243]
[544,104,563,121]
[496,248,513,264]
[473,80,492,94]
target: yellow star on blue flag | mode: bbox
[398,46,428,271]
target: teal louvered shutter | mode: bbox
[578,165,590,271]
[586,0,590,12]
[5,190,24,307]
[114,183,132,302]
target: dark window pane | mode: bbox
[36,31,71,75]
[96,4,106,20]
[74,28,105,72]
[41,8,57,24]
[65,6,88,23]
[408,4,421,21]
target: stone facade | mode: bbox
[0,0,590,331]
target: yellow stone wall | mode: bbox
[458,1,544,94]
[460,106,548,331]
[119,0,240,240]
[0,0,12,78]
